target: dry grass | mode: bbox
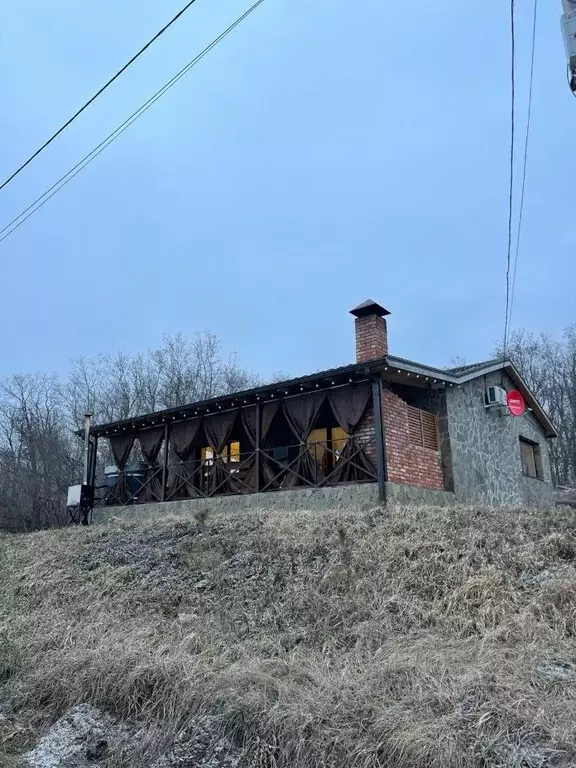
[1,503,576,767]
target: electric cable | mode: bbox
[503,0,516,358]
[0,0,267,243]
[0,0,201,192]
[508,0,538,338]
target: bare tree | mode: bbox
[498,327,576,487]
[0,330,260,531]
[0,374,77,531]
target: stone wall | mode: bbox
[94,482,457,524]
[445,372,555,507]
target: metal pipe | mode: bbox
[82,413,92,485]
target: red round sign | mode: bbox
[507,389,526,417]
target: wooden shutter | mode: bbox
[422,412,438,450]
[407,406,438,451]
[408,406,423,446]
[520,439,536,478]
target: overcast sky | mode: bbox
[1,0,573,380]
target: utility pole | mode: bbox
[562,0,576,92]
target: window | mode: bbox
[520,438,543,479]
[332,427,348,460]
[307,427,349,474]
[407,406,439,450]
[201,441,241,465]
[308,428,328,470]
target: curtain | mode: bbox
[138,427,165,502]
[261,401,279,445]
[203,410,237,494]
[170,418,203,498]
[282,392,326,487]
[328,383,371,434]
[237,406,257,493]
[328,383,375,483]
[241,406,256,446]
[240,403,282,492]
[257,401,282,490]
[110,433,135,470]
[108,433,136,505]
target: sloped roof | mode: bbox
[89,355,556,439]
[446,359,500,375]
[387,356,556,438]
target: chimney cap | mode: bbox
[349,299,391,319]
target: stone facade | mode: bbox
[95,482,456,524]
[445,371,554,507]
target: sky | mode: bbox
[0,0,574,382]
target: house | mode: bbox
[88,300,556,517]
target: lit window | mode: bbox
[308,428,328,467]
[307,427,349,472]
[201,447,214,464]
[201,443,240,464]
[332,427,348,460]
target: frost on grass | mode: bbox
[1,504,576,767]
[26,705,117,768]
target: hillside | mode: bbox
[1,503,576,767]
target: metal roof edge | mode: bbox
[384,356,458,382]
[89,358,383,436]
[452,359,557,438]
[88,354,557,440]
[387,356,557,438]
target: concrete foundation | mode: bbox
[94,482,457,523]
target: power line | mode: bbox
[508,0,538,337]
[503,0,515,358]
[0,0,267,244]
[0,0,201,193]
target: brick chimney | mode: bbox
[350,299,391,362]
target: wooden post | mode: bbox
[161,423,169,502]
[255,401,261,494]
[371,376,387,503]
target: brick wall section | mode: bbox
[357,403,377,462]
[355,315,388,362]
[382,391,445,490]
[356,389,445,491]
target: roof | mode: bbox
[446,359,500,375]
[349,299,391,318]
[88,358,379,437]
[386,356,556,438]
[88,355,557,439]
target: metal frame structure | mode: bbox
[90,375,383,507]
[98,434,378,507]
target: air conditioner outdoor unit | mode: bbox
[484,385,507,408]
